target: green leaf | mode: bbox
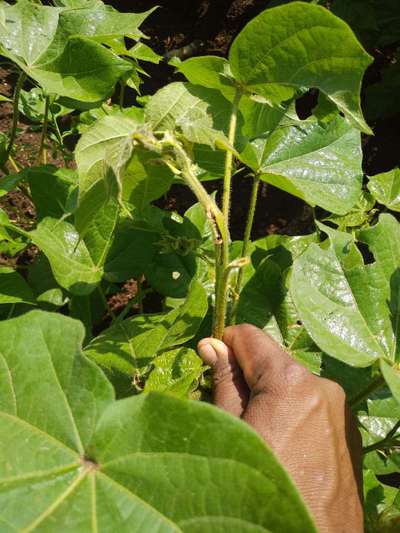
[144,347,204,398]
[75,111,143,197]
[0,0,134,103]
[291,219,400,366]
[380,360,400,406]
[145,82,233,150]
[238,240,322,373]
[75,166,120,268]
[128,42,161,64]
[27,165,78,220]
[104,220,158,283]
[0,308,315,531]
[122,147,174,210]
[85,280,208,377]
[27,253,65,308]
[368,168,400,212]
[240,109,363,214]
[30,217,103,296]
[0,266,35,304]
[229,1,373,133]
[176,56,236,100]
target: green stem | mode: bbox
[212,88,241,339]
[38,95,50,165]
[222,88,241,224]
[229,174,261,325]
[363,420,400,455]
[6,71,26,163]
[167,139,230,339]
[349,374,386,408]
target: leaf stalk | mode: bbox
[6,70,26,165]
[229,174,261,325]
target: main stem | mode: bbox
[222,88,241,224]
[38,95,50,164]
[229,174,261,325]
[6,71,26,165]
[214,88,242,339]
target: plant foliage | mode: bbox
[0,0,399,530]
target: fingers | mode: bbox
[198,337,249,417]
[223,324,298,394]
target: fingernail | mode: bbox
[197,340,217,365]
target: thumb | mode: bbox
[198,337,249,417]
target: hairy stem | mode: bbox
[349,374,386,408]
[212,88,242,339]
[38,95,50,164]
[6,71,26,164]
[229,174,261,325]
[222,88,241,224]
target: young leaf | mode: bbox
[175,56,236,100]
[145,82,233,149]
[0,266,35,305]
[368,168,400,212]
[30,217,103,296]
[0,309,316,532]
[84,280,208,377]
[229,1,373,133]
[144,347,204,398]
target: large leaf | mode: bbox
[368,168,400,212]
[85,281,208,377]
[30,217,103,296]
[229,1,373,133]
[291,217,400,366]
[0,0,135,103]
[0,310,315,532]
[240,105,363,214]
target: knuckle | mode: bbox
[323,378,346,401]
[234,323,261,337]
[212,362,236,386]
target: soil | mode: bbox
[0,0,399,305]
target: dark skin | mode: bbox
[198,324,363,533]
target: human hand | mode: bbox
[198,324,363,533]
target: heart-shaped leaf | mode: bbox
[240,102,363,214]
[229,1,373,133]
[0,0,155,102]
[291,216,400,366]
[0,309,316,531]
